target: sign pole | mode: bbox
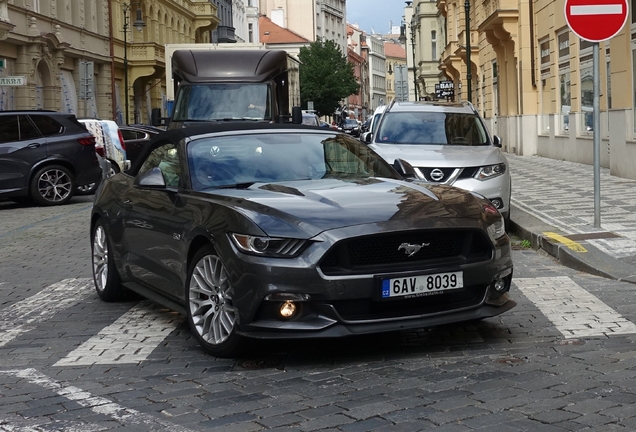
[593,42,601,227]
[564,0,629,228]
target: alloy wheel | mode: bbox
[188,254,236,345]
[38,168,73,202]
[92,225,109,293]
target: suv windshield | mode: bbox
[376,112,489,145]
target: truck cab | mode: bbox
[159,49,300,129]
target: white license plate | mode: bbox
[381,271,464,299]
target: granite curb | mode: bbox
[509,203,636,285]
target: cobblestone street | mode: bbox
[2,196,636,431]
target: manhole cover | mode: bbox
[233,357,285,370]
[496,356,525,365]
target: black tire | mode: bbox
[30,165,76,206]
[91,220,126,301]
[186,245,242,357]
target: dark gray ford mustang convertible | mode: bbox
[90,123,515,357]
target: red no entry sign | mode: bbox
[565,0,628,42]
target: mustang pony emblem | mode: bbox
[398,242,430,257]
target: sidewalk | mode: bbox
[507,153,636,284]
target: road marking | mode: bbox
[0,278,93,348]
[570,4,623,15]
[543,232,588,252]
[514,276,636,338]
[0,368,196,432]
[55,300,184,366]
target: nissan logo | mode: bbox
[430,168,445,182]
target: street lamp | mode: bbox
[409,17,419,101]
[122,2,145,125]
[464,0,472,102]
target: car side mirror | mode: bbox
[135,167,166,188]
[362,132,372,143]
[393,158,418,180]
[492,135,502,148]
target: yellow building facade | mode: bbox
[437,0,636,179]
[0,0,218,125]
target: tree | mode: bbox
[298,38,360,117]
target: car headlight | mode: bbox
[482,203,506,240]
[230,233,307,257]
[475,163,506,180]
[487,218,506,240]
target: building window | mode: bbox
[558,31,571,133]
[248,23,253,43]
[480,65,486,117]
[492,61,499,119]
[539,37,551,133]
[431,31,437,60]
[580,39,593,134]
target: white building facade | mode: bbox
[367,35,387,110]
[259,0,347,53]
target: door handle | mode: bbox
[27,143,42,148]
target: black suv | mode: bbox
[0,110,102,205]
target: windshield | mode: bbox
[172,83,271,122]
[187,133,400,190]
[375,112,489,145]
[343,119,358,127]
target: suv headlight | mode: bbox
[475,163,506,180]
[230,233,308,257]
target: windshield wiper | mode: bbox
[216,182,255,189]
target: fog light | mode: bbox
[493,278,507,292]
[279,301,297,318]
[490,198,503,209]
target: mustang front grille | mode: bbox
[319,229,493,276]
[331,284,489,321]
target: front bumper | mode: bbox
[218,228,515,340]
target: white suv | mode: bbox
[365,100,511,222]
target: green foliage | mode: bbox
[521,239,532,248]
[298,38,360,117]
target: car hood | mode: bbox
[200,178,489,238]
[368,143,506,168]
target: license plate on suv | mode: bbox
[380,271,464,299]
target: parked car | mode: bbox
[364,100,512,223]
[0,110,101,205]
[340,118,361,137]
[119,124,163,165]
[360,116,372,134]
[301,112,321,127]
[90,122,515,357]
[77,119,129,194]
[360,105,386,142]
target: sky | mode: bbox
[346,0,406,35]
